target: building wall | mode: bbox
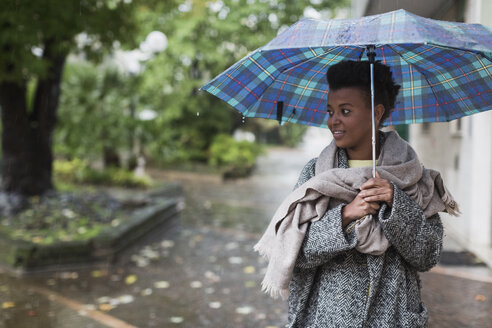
[408,0,492,263]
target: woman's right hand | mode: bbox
[341,192,380,228]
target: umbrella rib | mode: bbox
[386,45,448,123]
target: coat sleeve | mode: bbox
[292,159,358,269]
[378,183,443,272]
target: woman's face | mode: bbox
[327,87,382,159]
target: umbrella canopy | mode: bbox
[201,9,492,128]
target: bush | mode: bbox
[209,134,264,178]
[54,159,152,188]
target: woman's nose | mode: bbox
[329,112,341,124]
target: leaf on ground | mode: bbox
[204,271,221,282]
[91,270,107,278]
[169,316,184,323]
[228,257,243,264]
[97,296,111,304]
[161,240,175,248]
[125,274,137,285]
[118,295,135,304]
[2,302,15,309]
[154,281,170,289]
[59,272,78,279]
[141,288,153,296]
[475,294,487,301]
[236,306,253,315]
[190,281,203,288]
[98,304,114,312]
[243,266,255,274]
[244,281,256,288]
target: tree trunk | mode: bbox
[0,42,66,196]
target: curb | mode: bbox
[0,185,183,274]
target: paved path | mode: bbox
[1,130,491,327]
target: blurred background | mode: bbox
[0,0,491,327]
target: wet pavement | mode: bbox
[1,128,492,328]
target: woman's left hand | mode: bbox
[359,171,394,208]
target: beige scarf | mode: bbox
[254,131,459,299]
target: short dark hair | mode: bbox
[326,60,401,123]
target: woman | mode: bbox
[255,60,459,327]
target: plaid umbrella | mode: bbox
[201,9,492,128]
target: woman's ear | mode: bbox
[375,104,385,125]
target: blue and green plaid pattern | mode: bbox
[202,9,492,127]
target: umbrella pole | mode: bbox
[367,46,376,178]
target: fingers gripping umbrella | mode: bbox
[201,9,492,177]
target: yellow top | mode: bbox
[348,159,374,168]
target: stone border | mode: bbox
[0,183,183,274]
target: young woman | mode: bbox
[255,60,459,328]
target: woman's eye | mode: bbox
[327,110,333,116]
[342,109,350,115]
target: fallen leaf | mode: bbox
[190,281,203,288]
[236,306,253,315]
[170,316,184,324]
[228,257,243,264]
[118,295,135,304]
[244,281,256,288]
[161,240,174,248]
[2,302,15,309]
[205,271,221,283]
[475,294,487,301]
[243,266,256,274]
[59,272,78,279]
[141,288,153,296]
[125,275,138,285]
[27,310,36,317]
[98,304,114,312]
[225,242,239,250]
[154,281,170,289]
[91,270,106,278]
[97,296,111,304]
[209,302,221,309]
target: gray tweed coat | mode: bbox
[287,149,443,328]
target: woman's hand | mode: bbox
[342,193,380,228]
[359,171,394,208]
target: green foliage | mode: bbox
[0,0,141,83]
[54,159,152,188]
[56,62,136,161]
[135,0,347,163]
[209,134,264,177]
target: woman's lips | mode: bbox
[332,130,345,139]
